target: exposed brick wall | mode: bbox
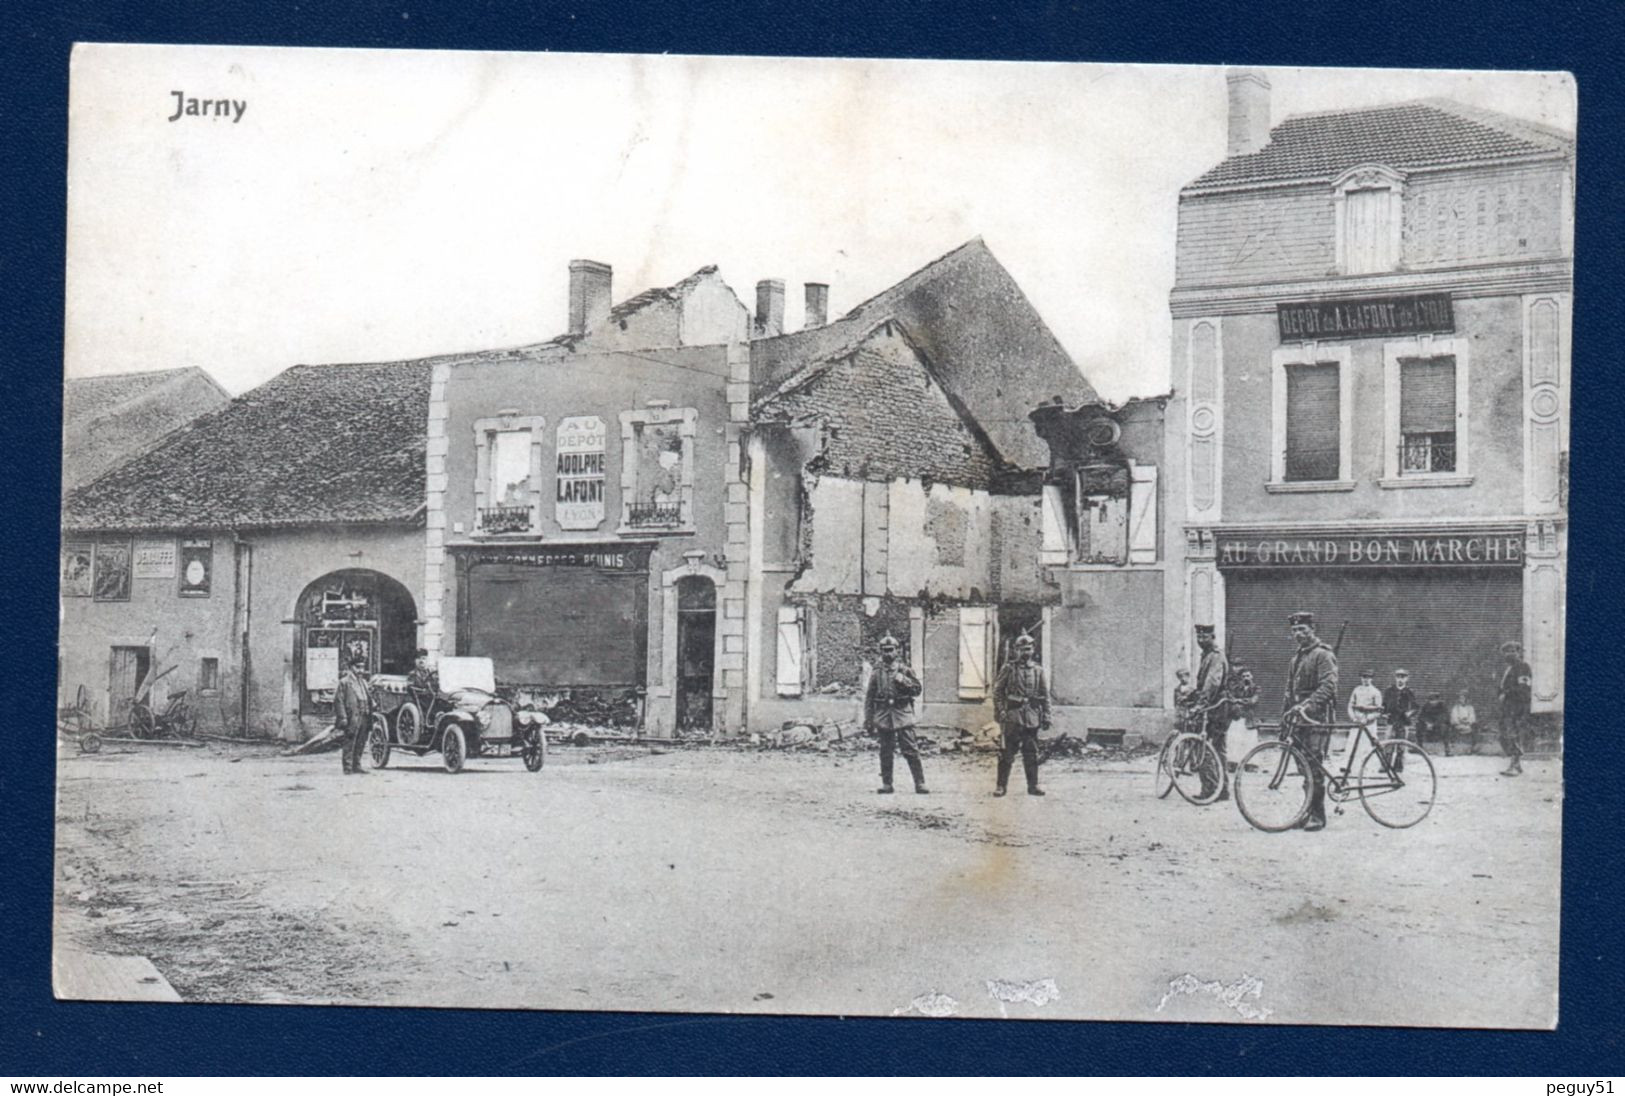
[761,323,1000,490]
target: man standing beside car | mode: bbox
[334,653,373,776]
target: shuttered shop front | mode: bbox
[455,545,650,687]
[1219,530,1523,719]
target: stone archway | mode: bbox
[293,568,417,716]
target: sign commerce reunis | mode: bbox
[1277,293,1454,342]
[1217,532,1524,569]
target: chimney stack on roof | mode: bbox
[568,260,613,336]
[1225,69,1272,158]
[755,279,786,338]
[803,283,829,329]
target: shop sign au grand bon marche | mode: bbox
[1217,531,1524,569]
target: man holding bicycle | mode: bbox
[1187,624,1231,802]
[1283,611,1338,831]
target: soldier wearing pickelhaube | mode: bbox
[992,631,1051,797]
[865,634,927,794]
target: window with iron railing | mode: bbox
[624,500,685,528]
[1399,356,1457,476]
[478,504,534,535]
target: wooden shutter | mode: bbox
[958,606,990,699]
[1400,357,1457,435]
[1040,485,1069,564]
[1128,464,1158,564]
[1345,188,1392,274]
[776,605,804,696]
[1285,361,1340,481]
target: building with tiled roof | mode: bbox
[61,366,229,495]
[1168,71,1573,740]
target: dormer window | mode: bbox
[1333,164,1406,275]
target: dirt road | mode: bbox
[53,740,1561,1027]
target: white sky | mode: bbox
[64,46,1575,401]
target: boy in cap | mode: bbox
[1283,611,1337,830]
[1347,668,1383,728]
[1383,669,1419,773]
[992,631,1051,796]
[1497,640,1533,776]
[865,634,926,794]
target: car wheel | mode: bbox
[442,725,466,774]
[395,700,424,746]
[368,714,391,769]
[523,726,547,772]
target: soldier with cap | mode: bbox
[992,632,1051,797]
[333,652,373,776]
[1283,611,1338,831]
[1187,624,1231,800]
[1497,640,1533,777]
[865,634,927,794]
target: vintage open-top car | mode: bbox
[367,656,548,773]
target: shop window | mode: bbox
[619,406,697,534]
[1399,357,1457,473]
[1284,361,1341,482]
[473,414,545,536]
[198,657,220,694]
[1333,164,1405,275]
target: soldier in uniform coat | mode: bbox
[334,653,373,776]
[1497,640,1533,777]
[1382,669,1419,772]
[865,634,927,794]
[1187,624,1231,801]
[1283,611,1338,831]
[992,632,1050,797]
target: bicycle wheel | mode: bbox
[1170,733,1224,806]
[1358,740,1437,828]
[1154,734,1177,799]
[1233,741,1312,832]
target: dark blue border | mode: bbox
[5,0,1622,1076]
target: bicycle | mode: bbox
[1232,710,1437,832]
[1154,699,1229,806]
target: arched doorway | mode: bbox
[294,569,417,716]
[676,575,716,731]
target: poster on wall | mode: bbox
[92,539,131,602]
[178,537,213,597]
[304,645,340,693]
[133,539,177,579]
[61,541,94,597]
[555,415,607,530]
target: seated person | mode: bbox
[407,648,440,697]
[1418,691,1450,754]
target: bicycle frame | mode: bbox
[1264,715,1408,803]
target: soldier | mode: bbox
[992,632,1050,797]
[1497,640,1533,777]
[334,653,373,776]
[1187,624,1230,801]
[865,634,927,795]
[1283,611,1338,831]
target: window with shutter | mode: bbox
[1128,464,1158,563]
[958,606,990,700]
[1399,356,1457,473]
[1284,362,1341,482]
[1343,188,1395,274]
[775,605,804,697]
[1040,485,1069,566]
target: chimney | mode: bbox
[1225,69,1272,158]
[803,283,829,329]
[568,259,613,336]
[754,279,785,338]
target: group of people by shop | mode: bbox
[1174,614,1537,830]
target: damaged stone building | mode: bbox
[745,239,1174,740]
